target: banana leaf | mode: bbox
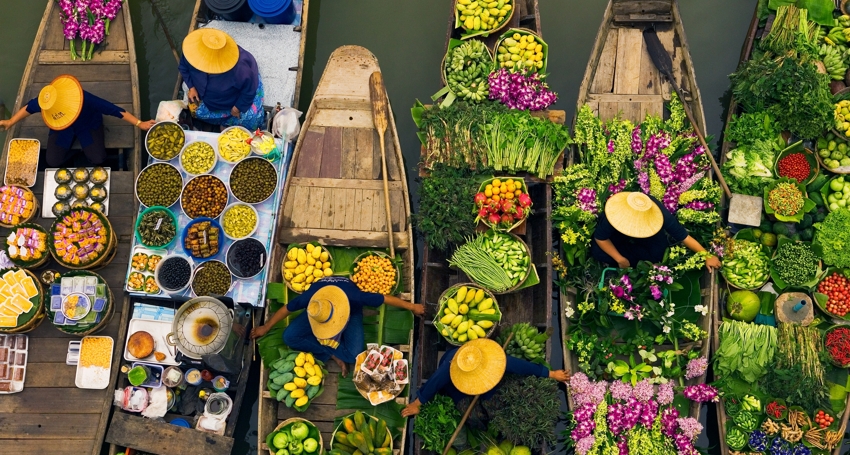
[334,378,406,439]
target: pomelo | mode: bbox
[727,290,760,322]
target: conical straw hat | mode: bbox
[306,285,350,339]
[182,29,239,75]
[604,192,664,238]
[38,75,83,131]
[450,338,507,396]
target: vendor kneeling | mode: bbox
[400,338,570,417]
[251,276,424,377]
[590,192,721,271]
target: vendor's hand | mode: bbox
[549,369,570,384]
[705,255,722,272]
[250,323,270,340]
[188,87,200,104]
[410,303,425,317]
[0,120,10,131]
[137,120,156,131]
[616,257,630,269]
[231,106,240,118]
[401,400,421,417]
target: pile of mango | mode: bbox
[267,351,324,410]
[283,243,334,292]
[331,410,392,455]
[456,0,513,33]
[434,285,500,345]
[497,33,545,72]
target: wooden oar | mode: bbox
[368,72,395,258]
[441,332,514,455]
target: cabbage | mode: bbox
[722,140,777,195]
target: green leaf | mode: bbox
[796,0,835,25]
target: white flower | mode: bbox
[565,305,575,318]
[694,304,708,316]
[666,311,675,318]
[663,325,671,334]
[659,300,665,307]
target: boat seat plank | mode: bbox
[19,124,135,150]
[283,185,310,228]
[312,109,374,129]
[319,126,343,179]
[0,413,100,439]
[38,50,130,65]
[612,0,673,22]
[279,228,410,250]
[278,403,349,423]
[0,388,105,414]
[33,64,132,83]
[354,128,374,180]
[358,190,376,231]
[332,188,348,230]
[294,128,325,178]
[25,81,135,106]
[9,439,95,454]
[598,102,620,121]
[287,177,404,191]
[106,412,234,455]
[22,103,134,128]
[320,187,335,229]
[617,101,642,123]
[613,28,642,94]
[591,28,619,94]
[638,37,662,95]
[371,189,387,232]
[305,187,326,229]
[343,189,358,230]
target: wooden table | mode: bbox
[0,171,134,454]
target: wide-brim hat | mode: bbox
[604,192,664,238]
[182,28,239,75]
[307,285,350,340]
[39,75,83,131]
[449,338,507,396]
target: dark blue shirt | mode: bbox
[286,277,384,313]
[414,347,549,405]
[178,46,260,113]
[25,91,125,149]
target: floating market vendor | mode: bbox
[400,338,570,417]
[179,28,265,131]
[0,74,155,167]
[250,276,424,377]
[590,192,721,271]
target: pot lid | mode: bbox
[171,297,233,359]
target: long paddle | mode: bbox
[368,72,396,259]
[643,28,763,227]
[441,332,514,455]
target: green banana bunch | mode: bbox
[827,25,848,45]
[445,40,492,103]
[839,14,850,29]
[819,43,848,80]
[499,322,550,364]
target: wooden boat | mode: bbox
[0,1,141,454]
[102,2,311,455]
[712,4,850,455]
[413,1,559,454]
[257,45,415,454]
[560,0,716,420]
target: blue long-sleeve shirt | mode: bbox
[415,347,549,405]
[178,46,260,113]
[26,91,125,149]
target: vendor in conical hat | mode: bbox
[0,74,155,167]
[400,338,570,417]
[251,276,424,376]
[590,192,721,271]
[179,28,265,131]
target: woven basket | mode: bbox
[282,243,335,294]
[330,413,393,453]
[494,28,548,75]
[0,269,45,334]
[350,251,401,296]
[49,208,116,270]
[6,223,50,270]
[267,418,324,455]
[477,177,530,233]
[454,0,513,40]
[434,282,500,346]
[0,187,39,228]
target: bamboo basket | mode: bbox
[493,27,549,75]
[330,413,393,453]
[48,208,116,270]
[267,417,324,455]
[281,243,334,294]
[6,223,50,270]
[350,251,401,296]
[433,282,500,347]
[0,268,45,334]
[0,186,39,228]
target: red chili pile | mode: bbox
[777,152,811,182]
[825,327,850,366]
[815,410,835,429]
[818,272,850,317]
[766,401,786,419]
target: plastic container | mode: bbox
[62,293,92,321]
[212,375,230,392]
[131,362,164,388]
[185,368,203,386]
[217,126,253,163]
[162,366,185,388]
[122,386,149,412]
[170,417,192,428]
[181,217,224,260]
[134,206,178,249]
[247,0,295,24]
[204,0,254,21]
[127,365,150,387]
[220,202,259,241]
[179,140,219,176]
[155,254,193,295]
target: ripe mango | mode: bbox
[296,249,307,264]
[304,266,315,277]
[294,396,309,407]
[458,333,468,343]
[293,273,306,284]
[293,377,307,388]
[306,243,315,253]
[320,252,329,262]
[311,247,322,259]
[283,271,294,281]
[467,329,479,340]
[474,289,485,303]
[295,264,307,274]
[287,248,298,261]
[464,289,475,304]
[313,269,324,279]
[457,321,469,334]
[284,260,297,269]
[450,314,464,328]
[440,312,456,325]
[478,298,493,311]
[459,304,469,315]
[294,366,306,378]
[323,268,333,276]
[283,382,298,391]
[290,388,305,399]
[306,255,317,265]
[305,275,315,284]
[456,286,468,303]
[307,375,322,386]
[305,353,315,364]
[295,352,305,366]
[472,324,487,338]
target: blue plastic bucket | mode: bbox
[247,0,295,24]
[204,0,253,22]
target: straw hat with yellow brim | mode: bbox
[450,338,507,396]
[306,285,351,339]
[38,75,83,131]
[182,29,239,75]
[604,192,664,239]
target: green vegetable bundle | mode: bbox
[715,319,777,383]
[814,208,850,267]
[413,394,460,452]
[721,239,771,290]
[449,231,530,293]
[482,374,559,448]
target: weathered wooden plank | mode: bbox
[618,102,642,123]
[41,8,67,51]
[278,403,348,422]
[29,337,86,363]
[106,412,234,455]
[390,189,404,231]
[295,129,325,178]
[598,102,620,121]
[0,388,104,414]
[372,188,387,233]
[283,185,308,228]
[613,28,643,94]
[591,28,619,94]
[360,189,376,232]
[288,177,403,191]
[278,228,410,249]
[19,124,135,150]
[340,128,357,179]
[33,64,131,83]
[354,128,374,180]
[656,28,676,96]
[24,362,77,388]
[332,188,348,230]
[301,187,325,229]
[380,130,401,181]
[349,188,364,232]
[314,98,372,111]
[0,413,100,439]
[638,37,662,95]
[320,187,335,229]
[38,50,130,65]
[343,188,357,231]
[588,94,663,103]
[319,126,343,179]
[7,439,95,454]
[640,101,664,119]
[312,109,373,129]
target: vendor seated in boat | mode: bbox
[0,74,155,167]
[179,29,265,131]
[590,192,721,271]
[251,276,424,377]
[400,338,570,417]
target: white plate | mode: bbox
[74,336,113,390]
[123,318,178,366]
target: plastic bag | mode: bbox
[271,107,302,142]
[155,100,187,123]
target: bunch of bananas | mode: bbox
[456,0,513,33]
[499,322,550,364]
[331,410,392,455]
[819,43,848,81]
[446,40,493,102]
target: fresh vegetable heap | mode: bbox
[478,231,529,288]
[767,182,804,216]
[483,374,559,447]
[814,208,850,267]
[814,410,834,429]
[748,429,768,452]
[818,43,847,80]
[352,253,397,295]
[816,132,850,170]
[265,420,321,455]
[496,32,544,72]
[824,327,850,366]
[722,239,770,289]
[449,233,516,292]
[475,178,532,228]
[771,242,818,286]
[722,139,778,196]
[456,0,512,33]
[266,350,324,410]
[434,285,498,344]
[824,176,850,212]
[499,322,549,364]
[446,40,492,103]
[726,424,748,450]
[413,394,460,452]
[818,272,850,317]
[333,411,393,454]
[766,400,787,420]
[715,319,776,383]
[776,152,810,182]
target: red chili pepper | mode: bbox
[778,153,811,183]
[766,401,786,418]
[825,327,850,366]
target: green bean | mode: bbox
[449,235,513,292]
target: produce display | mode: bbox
[128,249,162,294]
[351,252,397,295]
[822,176,850,212]
[770,241,819,287]
[715,319,777,383]
[331,411,393,454]
[229,157,277,204]
[181,175,227,219]
[179,141,216,175]
[136,163,182,208]
[5,139,39,187]
[155,255,192,293]
[264,419,322,455]
[266,350,325,410]
[282,244,333,293]
[498,322,549,364]
[49,208,111,268]
[221,203,257,239]
[135,208,176,248]
[450,230,529,292]
[765,178,815,222]
[455,0,512,35]
[475,177,532,230]
[413,394,460,452]
[0,269,38,328]
[444,39,492,103]
[0,186,36,226]
[824,326,850,367]
[815,132,850,171]
[5,225,47,266]
[433,284,499,345]
[183,218,222,259]
[815,271,850,317]
[146,121,185,160]
[353,344,407,405]
[218,127,251,162]
[226,238,266,279]
[496,30,545,73]
[776,151,815,183]
[191,260,231,297]
[721,238,770,290]
[0,334,28,393]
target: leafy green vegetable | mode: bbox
[761,362,831,413]
[714,319,777,383]
[767,0,835,26]
[482,375,560,447]
[724,112,781,146]
[414,165,486,251]
[721,140,777,195]
[413,394,461,452]
[814,208,850,267]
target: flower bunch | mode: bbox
[487,68,557,111]
[682,384,719,402]
[56,0,123,61]
[684,357,708,380]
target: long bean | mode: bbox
[449,235,513,292]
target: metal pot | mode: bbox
[166,297,233,360]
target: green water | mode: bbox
[0,1,755,453]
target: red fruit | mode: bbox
[477,207,490,218]
[488,213,501,225]
[517,193,532,208]
[501,214,513,224]
[502,200,515,213]
[474,192,487,206]
[515,206,525,219]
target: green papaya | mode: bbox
[268,380,283,391]
[306,384,319,399]
[272,358,287,370]
[285,395,296,408]
[346,432,370,454]
[332,442,356,455]
[809,192,824,208]
[269,369,282,380]
[360,421,374,452]
[276,388,289,402]
[467,309,501,322]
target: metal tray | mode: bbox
[75,335,114,389]
[123,318,178,366]
[41,167,111,218]
[125,246,167,296]
[4,139,40,187]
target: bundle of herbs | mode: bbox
[759,5,819,57]
[415,165,487,251]
[774,323,825,385]
[481,109,571,178]
[714,319,777,383]
[482,374,560,448]
[413,394,462,452]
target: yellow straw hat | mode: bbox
[38,75,83,131]
[449,338,507,395]
[182,28,239,75]
[604,192,664,238]
[306,285,350,340]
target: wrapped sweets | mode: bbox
[52,210,108,266]
[0,186,35,225]
[6,228,46,262]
